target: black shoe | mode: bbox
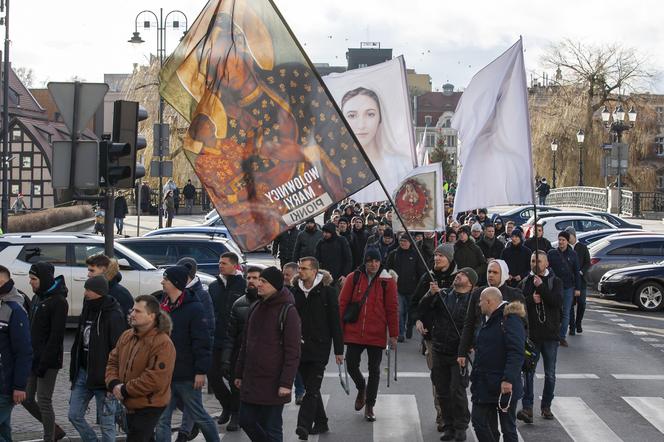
[310,422,329,435]
[397,335,405,343]
[364,405,376,422]
[406,326,413,339]
[577,325,583,333]
[454,429,467,441]
[296,426,309,440]
[295,394,304,405]
[227,413,239,432]
[440,429,455,441]
[54,425,66,441]
[569,327,576,336]
[175,433,189,442]
[217,408,231,425]
[517,408,533,424]
[437,422,444,432]
[186,424,199,441]
[541,407,555,420]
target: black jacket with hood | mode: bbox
[70,296,127,390]
[105,260,134,318]
[315,223,352,281]
[221,287,259,377]
[209,273,246,350]
[385,243,427,296]
[291,270,344,363]
[409,263,457,325]
[29,262,69,376]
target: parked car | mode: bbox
[538,216,616,242]
[144,225,231,239]
[118,235,247,276]
[588,211,642,229]
[204,208,220,222]
[0,233,215,321]
[598,262,664,311]
[551,228,645,249]
[586,234,664,286]
[490,205,561,226]
[523,211,591,237]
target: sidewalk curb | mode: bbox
[43,217,94,233]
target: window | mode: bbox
[17,244,67,265]
[656,137,664,156]
[73,244,105,267]
[554,220,574,230]
[608,245,639,256]
[11,128,21,142]
[640,241,664,256]
[656,106,664,123]
[446,135,457,147]
[21,155,32,169]
[10,184,19,195]
[425,133,436,147]
[125,243,172,266]
[658,171,664,190]
[177,244,225,263]
[577,219,610,231]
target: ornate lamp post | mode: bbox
[550,140,558,188]
[576,129,585,186]
[601,104,637,212]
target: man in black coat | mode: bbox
[293,219,323,262]
[350,216,370,269]
[86,254,134,318]
[524,224,553,253]
[547,231,581,347]
[500,228,532,287]
[386,233,427,341]
[209,252,247,429]
[416,268,474,441]
[272,227,299,269]
[68,276,126,441]
[453,226,487,285]
[315,223,352,285]
[114,193,129,235]
[291,258,343,440]
[517,251,563,423]
[183,179,197,215]
[566,227,590,335]
[24,262,68,442]
[477,223,505,260]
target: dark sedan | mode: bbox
[588,211,642,229]
[491,205,560,225]
[598,262,664,311]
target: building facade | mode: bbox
[413,83,462,165]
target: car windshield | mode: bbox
[113,242,157,270]
[589,239,611,254]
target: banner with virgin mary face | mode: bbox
[159,0,376,251]
[323,57,417,203]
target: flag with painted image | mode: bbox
[159,0,376,251]
[451,38,535,215]
[391,163,444,232]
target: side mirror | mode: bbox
[117,258,133,270]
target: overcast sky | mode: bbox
[11,0,664,92]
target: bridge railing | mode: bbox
[548,187,608,211]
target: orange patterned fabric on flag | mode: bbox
[159,0,376,251]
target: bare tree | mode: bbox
[15,67,34,87]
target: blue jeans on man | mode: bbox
[154,381,220,442]
[68,369,117,442]
[559,287,574,340]
[239,402,284,442]
[522,339,559,410]
[294,372,305,399]
[0,394,13,442]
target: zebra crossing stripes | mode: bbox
[623,397,664,434]
[373,395,423,442]
[550,397,622,441]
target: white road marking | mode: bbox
[324,371,430,378]
[583,329,618,335]
[373,394,423,442]
[651,343,664,348]
[641,337,660,342]
[610,318,626,322]
[550,397,622,442]
[623,397,664,433]
[630,331,648,336]
[536,373,599,379]
[612,374,664,380]
[618,323,635,328]
[603,313,619,317]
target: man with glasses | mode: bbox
[291,257,343,440]
[468,287,525,442]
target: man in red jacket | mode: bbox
[339,249,398,422]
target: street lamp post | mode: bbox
[576,129,585,186]
[129,8,187,229]
[1,0,10,233]
[550,140,558,188]
[601,104,637,213]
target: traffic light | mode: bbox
[99,139,131,187]
[109,100,148,189]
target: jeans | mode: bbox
[522,339,559,409]
[538,195,546,205]
[126,407,165,442]
[297,361,327,431]
[208,349,240,412]
[431,352,470,431]
[68,369,117,442]
[471,399,518,442]
[22,369,59,441]
[345,344,383,407]
[185,198,194,215]
[154,381,220,442]
[559,287,574,339]
[114,218,124,234]
[239,402,284,442]
[398,293,409,337]
[294,372,305,398]
[570,288,587,331]
[0,394,13,442]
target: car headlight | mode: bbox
[606,273,629,282]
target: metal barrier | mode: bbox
[631,192,664,217]
[620,190,634,217]
[125,188,212,214]
[547,186,608,211]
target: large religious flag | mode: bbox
[451,38,534,214]
[159,0,376,251]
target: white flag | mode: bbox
[451,38,534,214]
[416,126,430,166]
[391,163,445,232]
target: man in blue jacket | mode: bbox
[469,287,525,442]
[154,266,219,442]
[546,230,581,347]
[0,265,32,441]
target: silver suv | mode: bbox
[0,233,214,318]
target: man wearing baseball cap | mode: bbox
[154,266,218,442]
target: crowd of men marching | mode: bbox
[0,200,590,442]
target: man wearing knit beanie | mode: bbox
[235,266,301,440]
[163,266,190,292]
[69,276,126,441]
